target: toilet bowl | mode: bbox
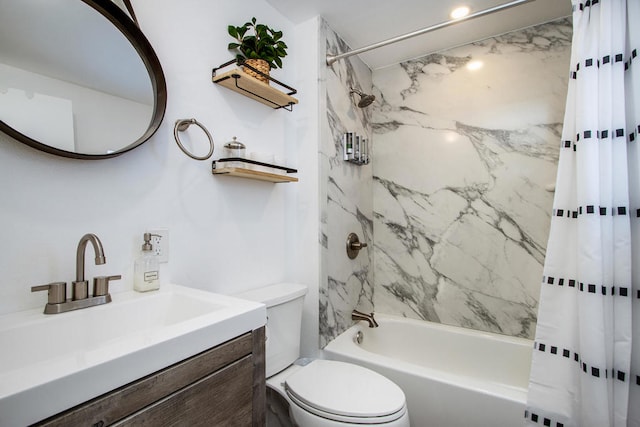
[237,283,410,427]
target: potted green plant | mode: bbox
[228,17,288,84]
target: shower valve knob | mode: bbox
[346,233,367,259]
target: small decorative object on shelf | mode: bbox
[222,137,246,158]
[343,132,370,165]
[212,58,298,110]
[227,17,288,85]
[212,157,298,183]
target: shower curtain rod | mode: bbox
[326,0,536,66]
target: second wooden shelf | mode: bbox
[212,158,298,183]
[213,166,298,183]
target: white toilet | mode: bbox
[237,283,410,427]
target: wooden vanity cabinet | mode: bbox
[33,327,266,427]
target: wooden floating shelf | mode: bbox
[212,69,298,109]
[212,158,298,183]
[212,166,298,183]
[212,59,298,110]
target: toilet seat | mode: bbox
[284,360,407,424]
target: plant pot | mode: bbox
[243,59,270,84]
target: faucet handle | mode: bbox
[93,275,121,297]
[31,282,67,304]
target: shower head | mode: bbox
[350,88,376,108]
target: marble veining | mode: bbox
[371,18,572,338]
[319,20,374,347]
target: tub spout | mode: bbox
[352,309,379,328]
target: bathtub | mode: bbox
[323,314,533,427]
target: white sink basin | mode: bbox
[0,284,266,426]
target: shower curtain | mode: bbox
[525,1,640,426]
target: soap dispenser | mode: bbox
[134,233,160,292]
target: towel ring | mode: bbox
[173,118,214,160]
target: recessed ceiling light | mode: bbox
[466,60,483,71]
[450,6,470,19]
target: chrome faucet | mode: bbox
[351,309,379,328]
[31,233,120,314]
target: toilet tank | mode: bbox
[236,283,307,377]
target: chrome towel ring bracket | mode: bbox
[173,118,214,160]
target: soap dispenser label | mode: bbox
[144,271,159,282]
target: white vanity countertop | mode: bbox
[0,284,266,426]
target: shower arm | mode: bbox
[326,0,536,66]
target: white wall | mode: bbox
[288,16,321,358]
[0,0,320,359]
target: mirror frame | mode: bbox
[0,0,167,160]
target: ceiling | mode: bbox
[265,0,572,70]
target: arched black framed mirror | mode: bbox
[0,0,167,159]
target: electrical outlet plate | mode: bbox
[149,229,169,263]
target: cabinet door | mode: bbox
[32,333,254,426]
[115,355,254,426]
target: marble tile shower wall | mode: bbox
[371,18,572,339]
[319,20,374,347]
